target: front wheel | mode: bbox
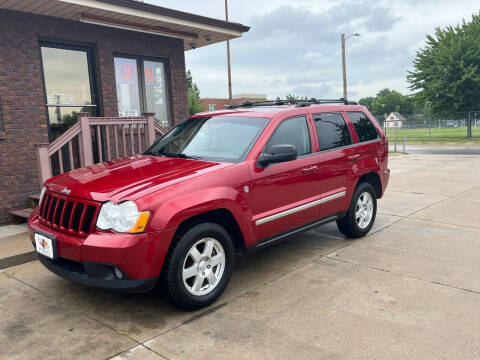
[337,182,377,238]
[163,222,234,310]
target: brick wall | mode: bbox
[0,9,188,224]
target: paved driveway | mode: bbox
[1,154,480,359]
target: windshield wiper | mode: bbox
[161,152,203,160]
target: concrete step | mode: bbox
[29,193,40,208]
[10,208,33,222]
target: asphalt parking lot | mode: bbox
[1,153,480,360]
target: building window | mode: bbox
[208,104,216,111]
[114,56,171,126]
[314,113,351,151]
[40,42,98,142]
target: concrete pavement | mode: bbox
[1,153,479,359]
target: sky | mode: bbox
[146,0,478,101]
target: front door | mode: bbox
[250,115,320,240]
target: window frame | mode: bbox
[113,53,173,126]
[312,112,353,152]
[262,115,313,159]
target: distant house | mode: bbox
[385,112,407,128]
[201,94,267,111]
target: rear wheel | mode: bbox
[163,222,234,310]
[337,182,377,238]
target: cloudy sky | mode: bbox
[147,0,478,100]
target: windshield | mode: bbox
[145,116,270,162]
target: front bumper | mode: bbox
[37,255,157,292]
[28,209,177,292]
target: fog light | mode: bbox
[114,267,123,279]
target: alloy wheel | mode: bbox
[355,192,374,229]
[182,238,226,296]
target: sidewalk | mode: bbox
[0,224,37,270]
[390,142,480,155]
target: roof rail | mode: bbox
[225,98,358,109]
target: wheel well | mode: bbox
[357,172,382,199]
[173,209,246,254]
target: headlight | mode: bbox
[39,186,46,204]
[96,201,150,233]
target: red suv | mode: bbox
[28,99,389,309]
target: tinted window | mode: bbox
[314,113,351,151]
[265,116,311,156]
[348,112,380,142]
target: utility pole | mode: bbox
[341,33,347,100]
[225,0,232,100]
[341,33,359,100]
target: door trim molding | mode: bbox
[249,211,346,252]
[255,190,346,226]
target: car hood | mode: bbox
[46,155,232,203]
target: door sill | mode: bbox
[247,212,346,252]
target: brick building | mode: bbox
[0,0,249,224]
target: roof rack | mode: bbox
[225,98,358,109]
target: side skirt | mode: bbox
[247,211,346,253]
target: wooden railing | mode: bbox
[36,112,169,185]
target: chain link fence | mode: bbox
[374,111,480,140]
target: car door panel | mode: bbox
[250,115,321,241]
[311,112,355,218]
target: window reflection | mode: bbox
[41,47,92,106]
[144,61,169,126]
[314,113,352,151]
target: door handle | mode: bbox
[348,154,360,161]
[301,166,318,174]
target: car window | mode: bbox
[265,116,311,156]
[314,113,351,151]
[146,116,270,162]
[348,112,380,142]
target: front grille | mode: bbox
[39,191,100,237]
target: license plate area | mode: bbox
[34,232,57,259]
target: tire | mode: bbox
[337,182,377,238]
[163,222,234,310]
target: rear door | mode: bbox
[346,111,382,161]
[250,115,321,240]
[312,112,357,218]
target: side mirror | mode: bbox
[259,144,297,166]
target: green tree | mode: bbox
[358,96,375,111]
[359,89,415,116]
[187,70,205,115]
[285,93,308,101]
[407,13,480,116]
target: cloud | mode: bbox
[148,0,479,100]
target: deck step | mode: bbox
[29,193,40,208]
[10,208,33,221]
